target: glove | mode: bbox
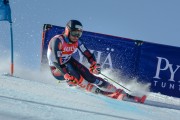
[89,62,101,75]
[64,73,79,86]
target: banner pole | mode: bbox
[10,22,14,75]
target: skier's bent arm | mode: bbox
[78,41,101,74]
[78,41,96,64]
[50,36,68,75]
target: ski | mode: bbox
[100,89,147,104]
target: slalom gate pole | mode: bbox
[10,23,14,76]
[100,73,131,92]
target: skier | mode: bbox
[47,20,146,103]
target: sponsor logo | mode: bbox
[79,44,87,52]
[153,57,180,91]
[77,49,113,69]
[63,46,77,52]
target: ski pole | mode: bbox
[100,73,131,92]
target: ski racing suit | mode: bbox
[47,34,147,103]
[47,34,117,93]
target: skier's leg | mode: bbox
[64,60,101,93]
[65,59,147,103]
[70,57,118,93]
[64,61,128,99]
[78,76,103,93]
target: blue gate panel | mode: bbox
[137,42,180,97]
[79,31,137,77]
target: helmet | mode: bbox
[66,20,83,31]
[65,20,83,37]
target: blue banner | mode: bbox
[137,42,180,97]
[79,31,137,77]
[0,0,12,23]
[41,25,137,77]
[41,24,180,98]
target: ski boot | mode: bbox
[126,94,147,103]
[96,88,126,100]
[95,77,117,93]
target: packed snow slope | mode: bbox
[0,71,179,120]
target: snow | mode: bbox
[1,1,180,119]
[0,72,179,120]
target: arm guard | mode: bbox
[78,41,96,64]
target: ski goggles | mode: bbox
[70,30,83,38]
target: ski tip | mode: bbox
[134,95,147,104]
[140,95,147,104]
